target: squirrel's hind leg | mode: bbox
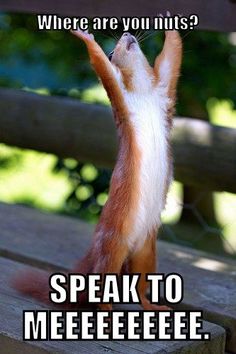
[128,230,171,311]
[92,236,129,311]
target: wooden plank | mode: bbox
[0,257,226,353]
[0,0,235,32]
[172,118,236,193]
[0,202,92,271]
[0,88,236,193]
[158,244,236,353]
[1,202,236,272]
[0,88,117,170]
[0,202,235,351]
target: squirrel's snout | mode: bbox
[123,32,131,37]
[122,33,137,50]
[122,32,136,40]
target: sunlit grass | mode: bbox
[161,181,182,224]
[207,98,236,128]
[214,192,236,253]
[68,85,109,105]
[0,144,72,211]
[76,185,93,201]
[0,142,101,215]
[23,86,50,95]
[81,164,98,181]
[208,97,236,252]
[22,84,110,105]
[97,192,108,206]
[81,84,109,105]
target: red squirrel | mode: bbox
[13,27,182,311]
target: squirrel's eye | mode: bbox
[108,51,114,61]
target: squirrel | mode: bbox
[13,25,182,311]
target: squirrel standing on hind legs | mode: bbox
[13,23,182,311]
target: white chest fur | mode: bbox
[125,89,171,251]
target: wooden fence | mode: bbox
[0,88,235,193]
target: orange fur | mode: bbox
[74,31,129,126]
[154,30,182,126]
[13,29,182,311]
[120,68,134,91]
[127,230,170,311]
[154,30,182,206]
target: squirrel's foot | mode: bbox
[98,303,112,311]
[141,296,171,311]
[158,10,171,18]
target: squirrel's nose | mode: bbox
[123,32,132,38]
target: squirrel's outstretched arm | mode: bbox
[154,30,182,100]
[72,30,128,124]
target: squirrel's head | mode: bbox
[109,32,153,91]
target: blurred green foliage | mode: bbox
[0,14,235,110]
[0,13,235,237]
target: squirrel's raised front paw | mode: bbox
[71,28,94,41]
[158,10,171,18]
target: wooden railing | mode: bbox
[0,88,235,193]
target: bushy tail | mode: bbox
[12,257,92,307]
[12,270,52,305]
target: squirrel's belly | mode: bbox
[127,107,170,252]
[127,155,169,252]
